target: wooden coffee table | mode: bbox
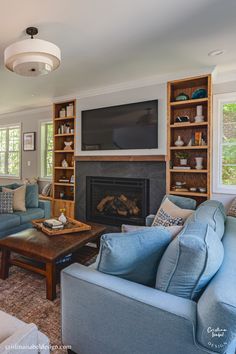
[0,222,106,300]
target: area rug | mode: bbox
[0,246,98,354]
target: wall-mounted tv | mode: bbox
[81,100,158,151]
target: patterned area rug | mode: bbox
[0,246,98,354]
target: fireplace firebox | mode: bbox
[86,176,149,226]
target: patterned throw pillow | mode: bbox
[227,197,236,217]
[0,192,14,214]
[152,208,183,227]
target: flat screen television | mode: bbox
[81,100,158,151]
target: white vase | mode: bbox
[58,212,67,224]
[194,105,204,123]
[180,158,187,166]
[175,136,184,146]
[195,157,203,170]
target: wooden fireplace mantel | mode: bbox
[75,155,166,162]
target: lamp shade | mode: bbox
[4,38,61,76]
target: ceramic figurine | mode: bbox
[64,141,73,150]
[62,159,69,168]
[194,105,204,123]
[175,136,184,146]
[59,108,66,118]
[195,157,203,170]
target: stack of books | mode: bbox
[43,219,64,230]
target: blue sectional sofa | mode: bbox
[61,197,236,354]
[0,183,51,238]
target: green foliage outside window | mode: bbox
[222,103,236,185]
[0,126,20,177]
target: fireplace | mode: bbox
[86,176,149,226]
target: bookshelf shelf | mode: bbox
[52,99,76,218]
[167,74,212,204]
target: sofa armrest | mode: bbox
[38,200,51,219]
[61,264,206,354]
[145,214,155,226]
[0,324,39,354]
[197,217,236,354]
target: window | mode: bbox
[213,93,236,193]
[0,124,21,177]
[40,122,53,179]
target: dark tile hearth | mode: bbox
[75,161,166,224]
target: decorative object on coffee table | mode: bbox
[0,223,106,300]
[23,132,36,151]
[32,217,91,236]
[58,208,67,224]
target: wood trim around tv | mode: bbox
[75,155,166,162]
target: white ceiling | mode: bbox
[0,0,236,114]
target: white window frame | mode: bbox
[39,120,53,181]
[0,123,21,179]
[213,92,236,194]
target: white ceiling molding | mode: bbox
[53,66,215,102]
[0,105,51,119]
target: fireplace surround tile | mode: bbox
[75,161,166,224]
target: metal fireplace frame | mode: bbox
[86,176,150,226]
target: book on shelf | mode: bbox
[173,166,191,170]
[58,179,70,183]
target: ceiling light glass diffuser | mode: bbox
[4,27,61,77]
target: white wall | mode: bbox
[76,82,167,156]
[212,80,236,208]
[0,106,51,187]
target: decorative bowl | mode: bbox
[175,93,189,101]
[198,187,207,193]
[192,88,207,99]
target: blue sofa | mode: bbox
[61,198,236,354]
[0,183,51,238]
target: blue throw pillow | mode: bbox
[25,184,39,208]
[155,222,224,300]
[187,200,226,239]
[97,227,172,286]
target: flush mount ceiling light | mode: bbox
[208,49,225,57]
[4,27,61,77]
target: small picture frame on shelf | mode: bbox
[23,132,36,151]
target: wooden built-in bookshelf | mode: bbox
[166,75,212,204]
[52,99,76,218]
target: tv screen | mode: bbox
[81,100,158,151]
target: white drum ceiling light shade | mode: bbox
[4,27,61,77]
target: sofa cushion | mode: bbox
[25,184,39,208]
[152,197,194,227]
[155,222,224,300]
[15,208,44,224]
[121,224,183,238]
[163,195,197,210]
[97,227,172,286]
[188,200,226,239]
[0,310,26,343]
[3,185,26,212]
[0,183,19,192]
[0,192,14,214]
[0,214,21,231]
